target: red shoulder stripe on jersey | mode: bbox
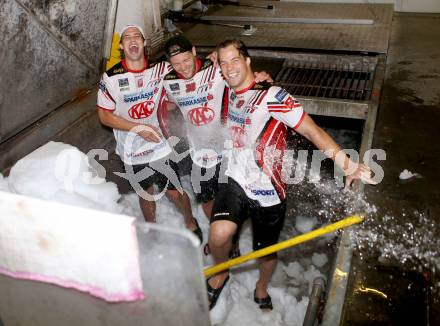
[200,65,209,84]
[97,105,115,111]
[160,61,165,76]
[200,60,212,85]
[154,63,160,79]
[246,91,258,106]
[268,110,292,113]
[209,65,217,82]
[268,105,291,109]
[205,65,213,84]
[256,90,268,105]
[267,104,301,109]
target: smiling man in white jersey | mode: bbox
[162,35,227,221]
[97,25,202,241]
[162,35,272,220]
[206,39,375,310]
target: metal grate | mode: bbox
[276,62,375,101]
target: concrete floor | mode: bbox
[342,13,440,325]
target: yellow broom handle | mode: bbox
[204,215,363,278]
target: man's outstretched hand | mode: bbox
[345,163,378,188]
[137,124,162,143]
[254,71,273,83]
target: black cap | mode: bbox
[164,35,193,58]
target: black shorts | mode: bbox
[211,179,286,250]
[192,163,220,203]
[127,156,181,193]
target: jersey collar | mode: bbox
[121,56,149,73]
[234,80,256,95]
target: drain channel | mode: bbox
[276,61,375,101]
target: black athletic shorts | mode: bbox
[211,178,286,250]
[128,156,181,193]
[192,163,220,203]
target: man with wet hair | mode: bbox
[206,38,374,310]
[162,35,226,221]
[97,25,202,241]
[162,35,272,221]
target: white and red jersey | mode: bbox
[97,59,172,165]
[163,59,228,168]
[224,81,305,207]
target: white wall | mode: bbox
[159,0,194,13]
[115,0,144,34]
[281,0,440,12]
[280,0,394,4]
[395,0,440,12]
[114,0,163,54]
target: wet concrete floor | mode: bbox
[341,13,440,325]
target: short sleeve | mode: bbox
[97,73,116,111]
[266,86,305,129]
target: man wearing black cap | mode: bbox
[162,35,271,222]
[97,25,202,242]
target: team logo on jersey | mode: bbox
[137,78,143,88]
[128,100,155,119]
[187,107,215,126]
[285,96,301,109]
[275,89,288,102]
[230,126,246,148]
[118,78,129,88]
[207,93,214,101]
[186,82,196,92]
[236,99,245,108]
[170,83,180,91]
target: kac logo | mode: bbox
[129,100,155,119]
[188,107,215,126]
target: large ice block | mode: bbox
[0,191,210,326]
[0,191,143,302]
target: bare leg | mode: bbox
[202,199,214,220]
[255,253,277,298]
[207,220,237,288]
[166,189,197,230]
[139,186,156,223]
